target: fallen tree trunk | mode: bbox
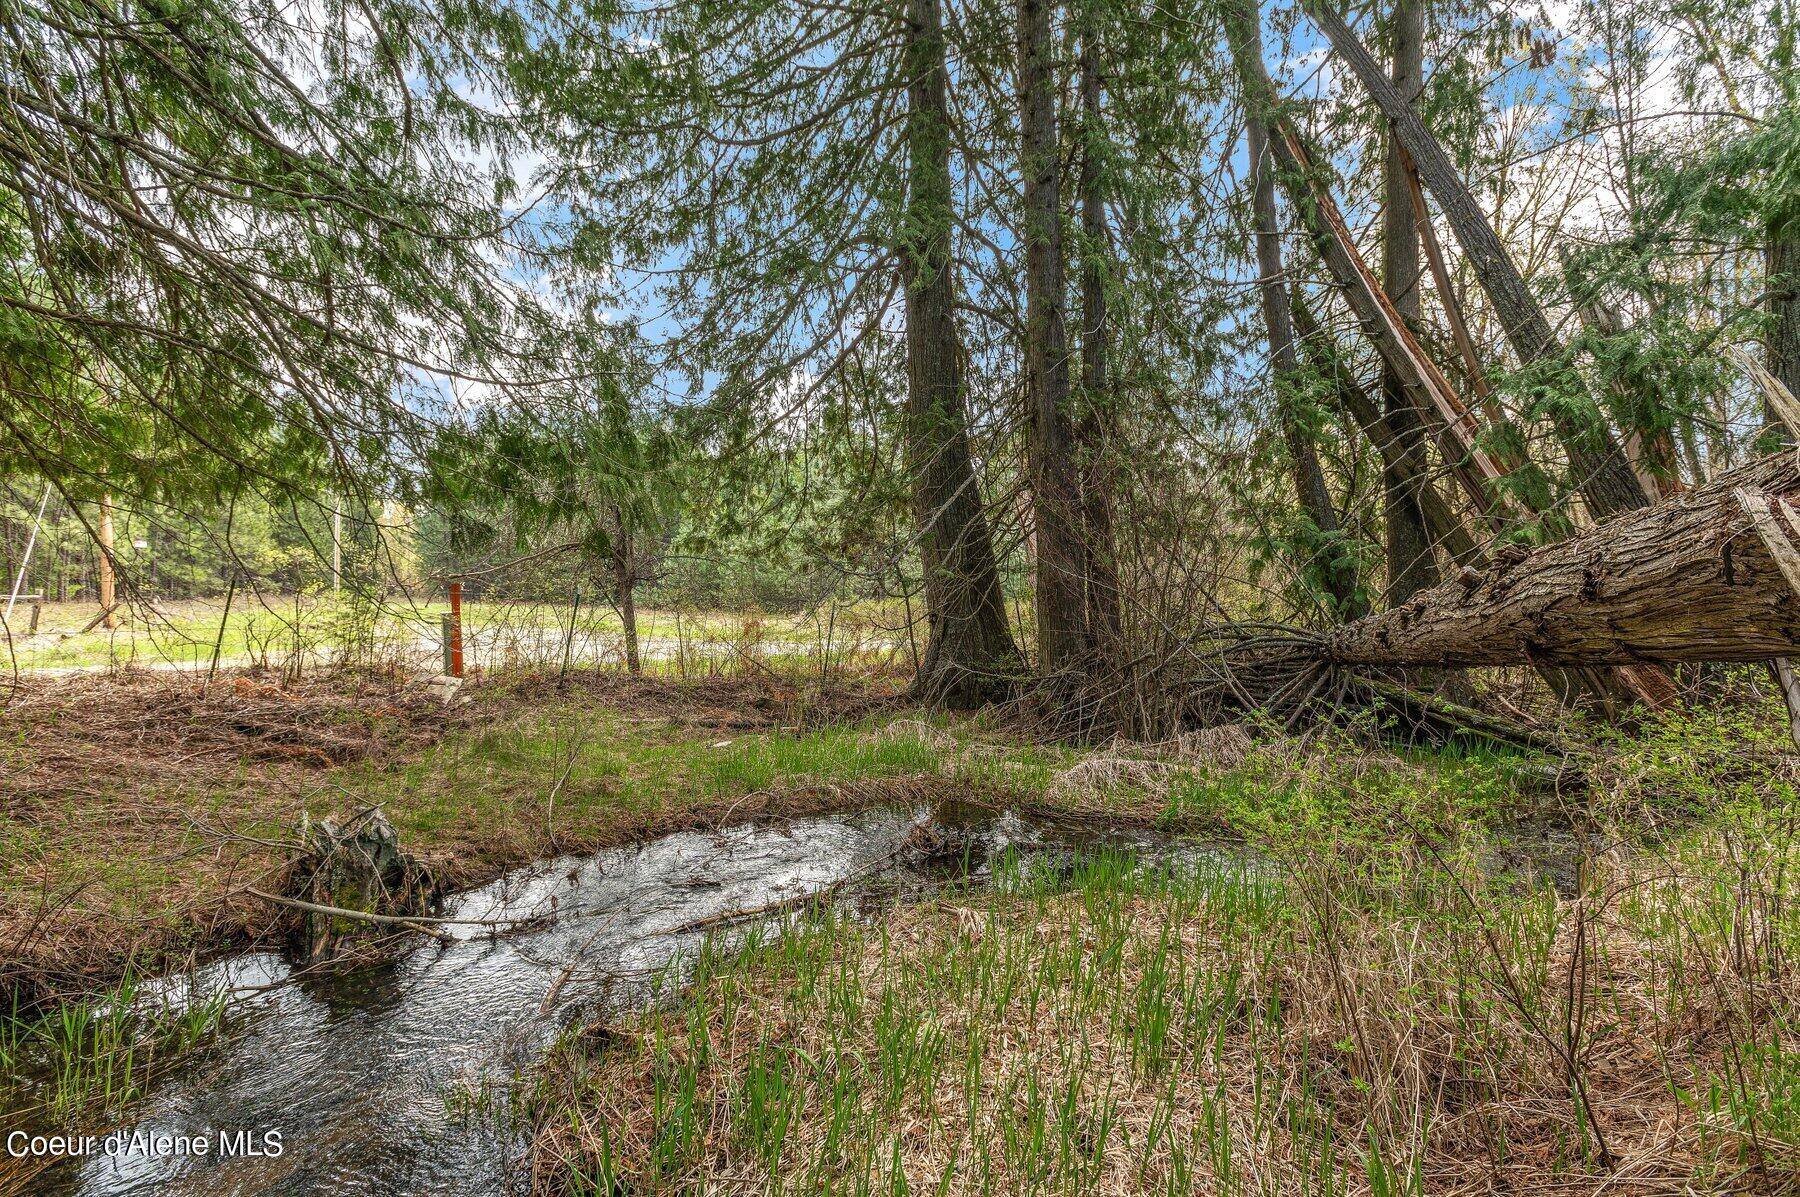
[1324,453,1800,668]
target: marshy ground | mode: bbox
[525,705,1800,1195]
[2,669,1797,1194]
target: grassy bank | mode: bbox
[4,664,1751,1012]
[527,711,1800,1195]
[7,666,1798,1195]
[1,669,1101,1009]
[1,664,1568,1007]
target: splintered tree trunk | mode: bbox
[1224,17,1511,529]
[1379,0,1437,604]
[1077,15,1123,658]
[902,0,1020,706]
[1018,0,1091,672]
[1305,0,1650,521]
[1245,118,1365,619]
[1324,453,1800,668]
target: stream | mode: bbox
[15,803,1217,1196]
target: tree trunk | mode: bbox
[1077,16,1123,658]
[1018,0,1091,672]
[1378,0,1437,604]
[613,544,641,676]
[1305,0,1650,521]
[1324,453,1800,668]
[97,492,116,629]
[1768,221,1800,444]
[1290,296,1479,568]
[902,0,1021,706]
[1246,118,1366,619]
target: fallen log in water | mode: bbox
[1323,452,1800,669]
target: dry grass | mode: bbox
[0,670,473,1007]
[1170,723,1258,768]
[860,717,965,752]
[2,670,463,789]
[530,812,1800,1196]
[1044,755,1178,804]
[0,670,918,1010]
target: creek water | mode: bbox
[17,803,1210,1196]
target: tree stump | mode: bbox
[287,810,438,961]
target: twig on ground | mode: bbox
[240,887,534,938]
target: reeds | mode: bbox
[531,802,1800,1195]
[1,968,227,1123]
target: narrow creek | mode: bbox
[17,802,1229,1196]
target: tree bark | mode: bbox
[1077,15,1123,658]
[1246,119,1366,619]
[1324,453,1800,668]
[97,492,116,629]
[1378,0,1437,604]
[1018,0,1091,672]
[1768,221,1800,444]
[902,0,1021,706]
[1290,296,1479,568]
[612,541,641,676]
[1304,0,1651,521]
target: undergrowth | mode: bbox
[529,707,1800,1195]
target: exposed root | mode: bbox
[1165,624,1560,750]
[1001,624,1552,751]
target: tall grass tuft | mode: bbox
[1,969,228,1123]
